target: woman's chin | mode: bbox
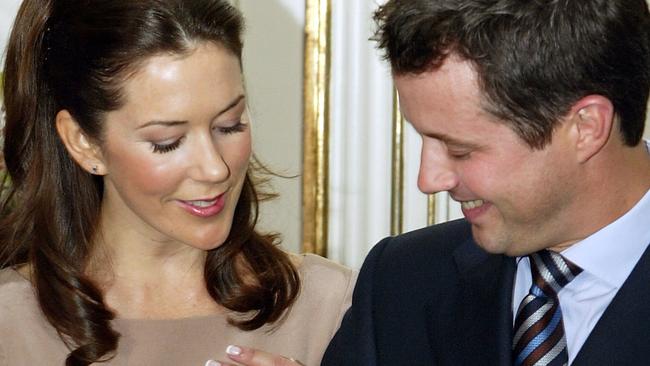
[188,234,229,252]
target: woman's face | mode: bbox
[98,42,251,251]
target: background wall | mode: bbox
[234,0,305,254]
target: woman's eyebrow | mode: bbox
[136,94,246,130]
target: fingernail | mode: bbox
[205,360,221,366]
[226,345,242,356]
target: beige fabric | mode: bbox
[0,254,356,366]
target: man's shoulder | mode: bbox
[322,220,483,365]
[371,218,474,266]
[356,219,476,295]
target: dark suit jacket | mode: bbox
[322,219,650,365]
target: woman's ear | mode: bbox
[55,110,106,175]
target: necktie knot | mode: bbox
[529,250,582,298]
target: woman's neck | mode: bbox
[85,220,222,320]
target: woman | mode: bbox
[0,1,355,365]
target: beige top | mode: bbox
[0,254,356,366]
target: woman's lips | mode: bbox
[177,193,226,218]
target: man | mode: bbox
[322,0,650,365]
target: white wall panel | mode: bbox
[328,0,393,268]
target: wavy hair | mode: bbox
[0,1,299,364]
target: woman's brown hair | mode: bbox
[0,0,300,364]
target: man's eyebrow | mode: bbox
[424,132,480,148]
[136,94,245,130]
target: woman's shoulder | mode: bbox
[0,267,35,317]
[0,267,32,297]
[291,253,357,308]
[0,268,68,364]
[268,253,356,356]
[0,267,40,336]
[295,253,357,287]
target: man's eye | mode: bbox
[449,151,471,160]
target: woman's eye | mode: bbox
[217,121,248,135]
[151,137,184,154]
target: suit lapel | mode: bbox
[572,243,650,365]
[450,239,516,366]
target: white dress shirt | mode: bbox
[512,185,650,364]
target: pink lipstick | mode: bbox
[177,193,226,218]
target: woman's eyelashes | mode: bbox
[152,137,184,154]
[218,120,248,134]
[150,121,248,154]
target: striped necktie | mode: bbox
[512,250,582,366]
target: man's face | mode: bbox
[395,57,579,256]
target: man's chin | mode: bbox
[470,225,515,256]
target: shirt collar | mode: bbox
[562,187,650,289]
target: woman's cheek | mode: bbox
[111,148,186,196]
[223,134,252,175]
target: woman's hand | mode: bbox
[206,345,305,366]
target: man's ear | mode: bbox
[55,110,106,175]
[567,95,615,163]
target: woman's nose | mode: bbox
[189,137,230,183]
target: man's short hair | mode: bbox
[374,0,650,148]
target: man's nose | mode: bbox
[417,141,459,194]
